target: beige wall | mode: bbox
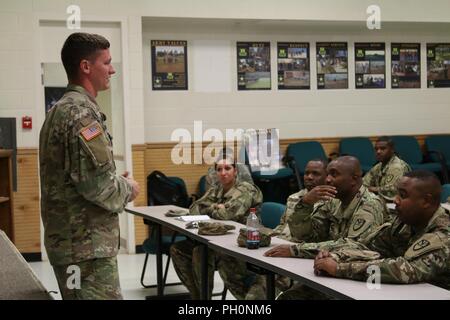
[143,19,450,143]
[2,0,450,148]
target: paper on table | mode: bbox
[175,215,211,222]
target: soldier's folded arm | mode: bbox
[189,189,216,216]
[336,234,449,284]
[210,190,252,222]
[289,239,343,258]
[69,117,132,213]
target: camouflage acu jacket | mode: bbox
[363,155,411,201]
[334,206,450,289]
[189,181,263,224]
[290,185,387,257]
[39,85,132,266]
[273,189,309,241]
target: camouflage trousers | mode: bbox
[52,256,122,300]
[246,274,292,299]
[170,239,265,300]
[277,283,331,300]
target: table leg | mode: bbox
[199,244,209,300]
[266,272,275,300]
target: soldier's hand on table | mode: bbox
[314,251,337,277]
[315,250,332,261]
[264,245,292,257]
[303,186,337,205]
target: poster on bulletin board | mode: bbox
[316,42,348,89]
[237,42,271,90]
[151,40,188,90]
[277,42,310,90]
[427,43,450,88]
[391,43,420,89]
[355,43,385,89]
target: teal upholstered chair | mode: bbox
[259,202,286,229]
[339,137,376,174]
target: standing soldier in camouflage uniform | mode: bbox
[363,136,411,202]
[170,154,263,299]
[314,170,450,290]
[264,156,386,299]
[39,33,140,300]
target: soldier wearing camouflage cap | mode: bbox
[39,33,140,299]
[363,136,411,203]
[315,170,450,290]
[170,155,263,300]
[264,156,386,299]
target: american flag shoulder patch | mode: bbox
[80,122,102,141]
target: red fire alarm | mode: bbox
[22,116,32,129]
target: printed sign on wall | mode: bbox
[316,42,348,89]
[151,40,188,90]
[427,43,450,88]
[391,43,420,89]
[355,43,385,89]
[277,42,310,90]
[237,42,271,90]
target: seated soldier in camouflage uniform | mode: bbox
[273,159,329,241]
[247,159,329,294]
[264,156,387,299]
[314,170,450,290]
[363,136,411,202]
[170,154,263,300]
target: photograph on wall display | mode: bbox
[237,42,271,90]
[151,40,188,90]
[316,42,348,89]
[277,42,310,89]
[44,87,66,113]
[391,43,420,89]
[355,43,385,89]
[427,43,450,88]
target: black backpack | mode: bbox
[147,170,191,208]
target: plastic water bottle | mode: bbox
[246,208,260,249]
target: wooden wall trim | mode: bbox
[14,148,40,253]
[132,144,147,152]
[17,148,38,155]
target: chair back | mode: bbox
[391,136,423,164]
[286,141,327,175]
[425,135,450,163]
[260,202,286,229]
[441,184,450,203]
[339,137,376,173]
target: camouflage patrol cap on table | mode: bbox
[165,209,190,217]
[197,221,236,235]
[237,227,273,247]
